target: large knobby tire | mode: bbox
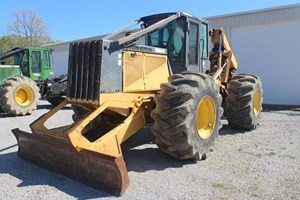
[151,72,223,160]
[225,73,263,130]
[0,76,40,116]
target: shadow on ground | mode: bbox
[122,126,196,172]
[37,104,72,111]
[219,123,247,136]
[262,104,300,116]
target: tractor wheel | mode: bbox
[225,73,263,130]
[0,76,40,116]
[151,72,223,160]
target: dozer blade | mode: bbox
[12,128,130,196]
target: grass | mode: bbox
[238,147,281,158]
[278,154,296,159]
[265,151,276,156]
[237,147,263,158]
[212,183,226,189]
[248,185,264,198]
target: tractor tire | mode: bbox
[225,73,263,130]
[0,76,40,116]
[151,72,223,160]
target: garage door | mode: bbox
[231,20,300,105]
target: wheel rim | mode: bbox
[15,86,33,106]
[196,96,216,140]
[253,89,261,117]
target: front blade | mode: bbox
[12,128,130,196]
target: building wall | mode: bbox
[231,20,300,105]
[205,4,300,32]
[205,4,300,105]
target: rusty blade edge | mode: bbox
[11,128,130,196]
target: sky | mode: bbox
[1,0,300,42]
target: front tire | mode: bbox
[0,76,40,116]
[225,73,263,130]
[151,72,223,160]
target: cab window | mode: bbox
[32,51,41,73]
[148,17,186,67]
[201,23,208,59]
[20,50,29,76]
[43,50,51,68]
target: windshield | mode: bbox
[146,17,186,67]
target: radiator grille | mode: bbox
[67,40,102,103]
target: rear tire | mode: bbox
[151,72,223,160]
[225,73,263,130]
[0,76,40,116]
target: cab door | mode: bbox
[187,19,209,73]
[200,22,210,73]
[41,49,54,80]
[30,50,42,81]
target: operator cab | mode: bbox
[141,12,210,74]
[12,47,54,81]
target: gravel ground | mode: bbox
[0,99,299,200]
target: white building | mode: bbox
[205,4,300,106]
[45,4,300,105]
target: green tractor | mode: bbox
[0,47,54,116]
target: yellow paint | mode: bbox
[220,28,238,69]
[15,86,33,106]
[196,96,216,140]
[30,92,156,158]
[123,50,169,92]
[253,89,261,117]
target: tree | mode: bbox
[7,9,51,47]
[0,36,11,54]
